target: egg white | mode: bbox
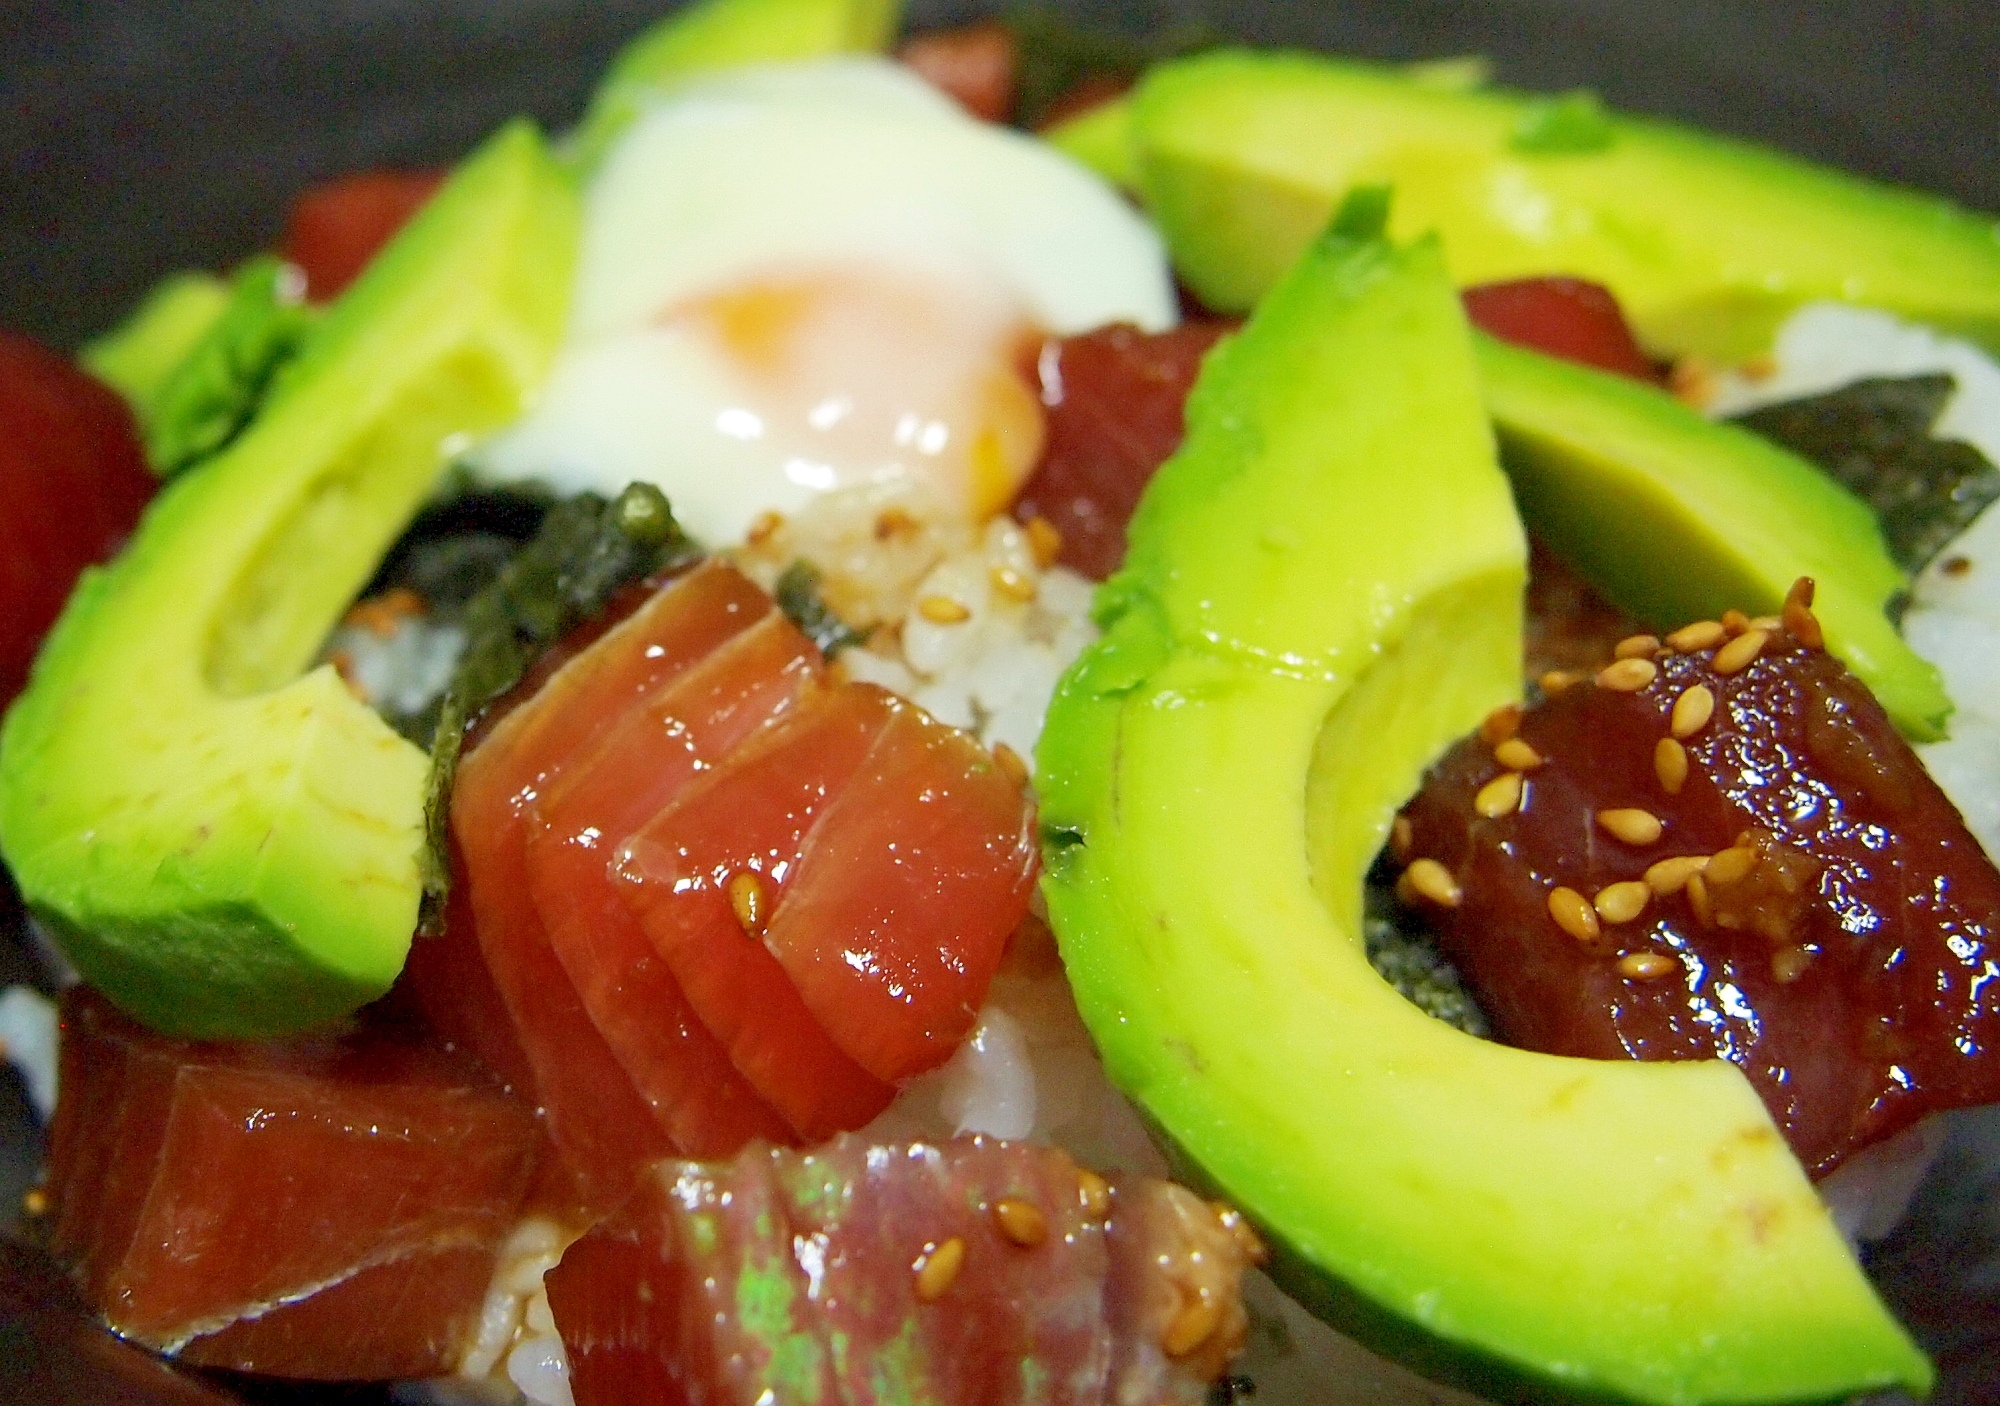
[474,58,1178,545]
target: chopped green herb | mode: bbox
[416,482,699,906]
[1004,7,1219,128]
[142,256,319,478]
[774,560,867,655]
[1365,862,1491,1038]
[1509,90,1615,154]
[1730,374,2000,575]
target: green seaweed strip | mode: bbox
[773,560,867,656]
[417,482,699,906]
[1730,374,2000,575]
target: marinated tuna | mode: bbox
[546,1135,1262,1406]
[450,558,1036,1201]
[1398,584,2000,1175]
[42,988,539,1378]
[1012,321,1234,580]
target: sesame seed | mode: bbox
[342,586,425,639]
[1721,609,1751,636]
[1942,555,1972,578]
[1669,684,1716,739]
[1390,815,1414,862]
[1596,657,1658,692]
[991,742,1030,791]
[1669,357,1718,408]
[1474,771,1524,819]
[993,1198,1049,1247]
[1213,1203,1267,1264]
[1617,952,1677,981]
[1643,854,1709,896]
[21,1187,47,1217]
[914,1236,967,1301]
[1478,703,1523,744]
[1495,738,1544,770]
[874,507,919,540]
[1539,670,1582,697]
[1593,880,1651,925]
[990,565,1037,603]
[1597,808,1664,846]
[1771,947,1813,983]
[1614,634,1662,660]
[747,510,784,545]
[1401,858,1462,908]
[727,871,771,937]
[1077,1169,1111,1220]
[1548,886,1601,942]
[1654,736,1689,795]
[1163,1292,1223,1358]
[1024,515,1063,568]
[1686,872,1713,927]
[1782,577,1824,649]
[1705,843,1758,886]
[918,595,973,625]
[1666,620,1727,652]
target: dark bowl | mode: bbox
[3,2,1998,1402]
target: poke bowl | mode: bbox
[3,2,2000,1404]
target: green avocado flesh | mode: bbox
[1478,334,1949,740]
[1034,218,1931,1403]
[567,0,906,170]
[0,122,577,1039]
[1116,49,2000,361]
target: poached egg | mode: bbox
[475,58,1178,544]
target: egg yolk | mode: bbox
[666,265,1046,525]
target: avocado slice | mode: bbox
[1035,208,1931,1403]
[1478,333,1950,739]
[566,0,906,171]
[1116,49,2000,362]
[0,120,578,1039]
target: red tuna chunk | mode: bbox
[44,988,539,1378]
[1398,592,2000,1176]
[547,1135,1261,1406]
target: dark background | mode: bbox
[1,1,1996,349]
[2,1,1999,1402]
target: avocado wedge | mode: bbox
[566,0,907,171]
[1477,333,1950,740]
[1035,206,1931,1403]
[0,121,577,1039]
[1107,49,2000,362]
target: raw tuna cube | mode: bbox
[45,988,539,1379]
[547,1135,1261,1406]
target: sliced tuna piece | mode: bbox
[614,684,902,1138]
[45,988,538,1379]
[546,1135,1260,1406]
[526,606,820,1155]
[451,560,781,1206]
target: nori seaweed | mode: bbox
[1363,857,1491,1039]
[1730,374,2000,575]
[773,560,867,656]
[413,482,698,908]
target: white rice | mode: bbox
[0,984,57,1121]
